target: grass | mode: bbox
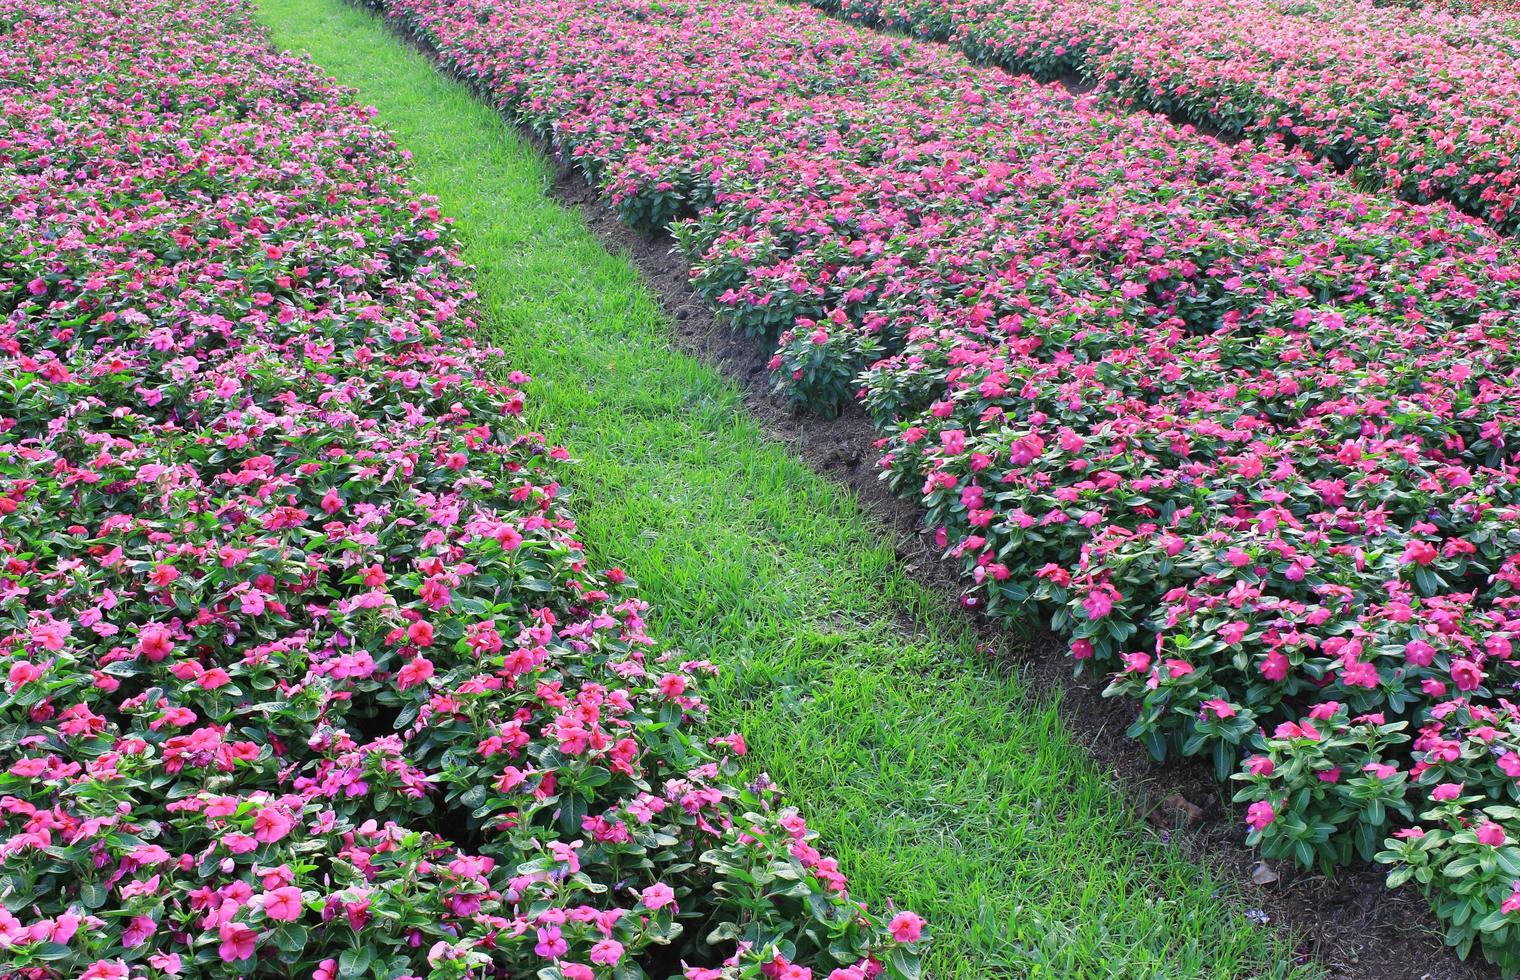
[253,0,1319,974]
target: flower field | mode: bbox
[362,0,1520,969]
[816,0,1520,236]
[0,0,925,976]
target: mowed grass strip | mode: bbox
[254,1,1316,974]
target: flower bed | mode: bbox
[0,0,923,976]
[812,0,1520,236]
[365,0,1520,968]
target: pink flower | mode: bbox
[52,912,81,944]
[1450,659,1483,692]
[641,882,677,910]
[137,624,175,661]
[396,656,435,691]
[590,939,624,965]
[263,886,304,922]
[1401,540,1438,566]
[1200,699,1236,720]
[888,910,925,943]
[1082,590,1114,620]
[1306,702,1340,722]
[1477,822,1508,847]
[1403,640,1435,667]
[1431,783,1463,802]
[218,921,257,962]
[1339,660,1379,689]
[1246,800,1276,832]
[534,925,567,958]
[80,963,130,980]
[7,661,43,689]
[122,915,157,947]
[407,620,435,647]
[253,807,294,844]
[29,619,71,650]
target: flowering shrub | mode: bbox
[363,0,1520,967]
[0,0,924,976]
[1378,698,1520,971]
[813,0,1520,235]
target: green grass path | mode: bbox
[254,1,1314,974]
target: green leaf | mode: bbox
[558,793,588,834]
[889,945,923,980]
[80,881,107,910]
[338,945,373,978]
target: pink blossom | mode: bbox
[218,921,257,962]
[590,939,625,965]
[1479,823,1509,847]
[641,882,677,910]
[889,911,925,943]
[263,886,304,922]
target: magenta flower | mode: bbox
[217,922,257,963]
[889,911,925,943]
[79,963,130,980]
[121,916,157,948]
[641,882,677,911]
[1478,823,1509,847]
[590,939,625,965]
[1200,699,1236,720]
[263,887,304,922]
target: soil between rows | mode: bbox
[360,14,1494,978]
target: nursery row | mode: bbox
[0,0,923,976]
[813,0,1520,235]
[370,0,1520,968]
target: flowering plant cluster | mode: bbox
[0,0,925,976]
[369,0,1520,967]
[814,0,1520,235]
[1385,0,1520,15]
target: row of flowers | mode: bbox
[369,0,1520,968]
[813,0,1520,236]
[0,0,925,976]
[1394,0,1520,15]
